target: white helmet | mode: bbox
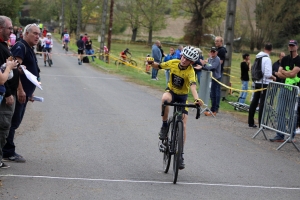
[181,46,199,62]
[46,33,51,36]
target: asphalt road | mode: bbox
[1,40,300,200]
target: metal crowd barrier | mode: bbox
[198,71,215,117]
[252,82,300,151]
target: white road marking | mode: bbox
[41,74,119,79]
[1,174,300,190]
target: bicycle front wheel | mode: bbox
[47,54,51,67]
[129,60,137,66]
[173,121,183,184]
[163,117,173,173]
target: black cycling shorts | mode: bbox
[78,49,84,55]
[166,88,189,115]
[42,48,52,53]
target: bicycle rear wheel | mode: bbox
[163,118,173,173]
[173,121,183,184]
[129,60,137,66]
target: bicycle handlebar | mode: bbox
[161,101,201,119]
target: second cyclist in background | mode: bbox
[63,30,70,52]
[120,48,131,62]
[42,33,53,66]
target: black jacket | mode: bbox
[0,42,19,97]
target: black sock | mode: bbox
[162,121,168,127]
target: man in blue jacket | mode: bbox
[151,40,162,80]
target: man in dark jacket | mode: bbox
[0,16,19,168]
[2,23,41,163]
[76,35,85,65]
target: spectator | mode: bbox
[42,27,47,37]
[82,33,88,44]
[200,47,222,116]
[214,36,227,76]
[269,40,300,142]
[151,40,162,80]
[2,23,41,163]
[163,47,177,86]
[272,52,285,83]
[0,16,19,169]
[9,32,16,48]
[17,26,23,41]
[238,53,250,104]
[175,45,183,59]
[192,48,204,87]
[103,45,109,62]
[145,54,151,74]
[76,35,85,65]
[158,43,165,62]
[85,36,94,62]
[248,43,276,128]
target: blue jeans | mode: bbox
[151,68,158,79]
[195,70,202,86]
[0,96,3,104]
[165,69,170,87]
[210,78,221,112]
[3,98,28,157]
[238,81,248,103]
[85,49,94,61]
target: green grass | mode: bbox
[55,33,276,118]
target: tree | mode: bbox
[255,0,300,48]
[29,0,60,23]
[0,0,24,25]
[115,0,142,41]
[172,0,226,46]
[136,0,170,44]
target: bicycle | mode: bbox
[159,101,201,184]
[222,91,255,112]
[115,55,137,66]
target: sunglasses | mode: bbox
[210,51,217,53]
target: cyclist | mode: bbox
[63,30,70,52]
[120,48,131,61]
[147,46,204,170]
[42,33,53,66]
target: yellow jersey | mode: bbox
[159,60,196,95]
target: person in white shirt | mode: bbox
[248,43,276,128]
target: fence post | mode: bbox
[199,71,214,117]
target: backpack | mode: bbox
[251,55,268,81]
[82,56,89,63]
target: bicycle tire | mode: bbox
[173,121,183,184]
[163,118,172,173]
[129,60,137,66]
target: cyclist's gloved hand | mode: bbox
[147,57,154,64]
[194,98,204,106]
